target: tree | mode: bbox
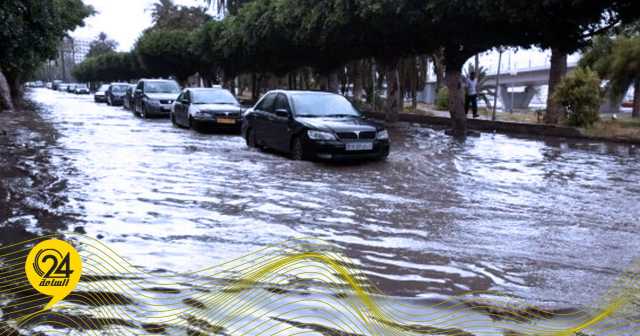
[529,1,640,124]
[0,0,93,109]
[150,0,177,23]
[135,29,200,85]
[86,32,118,58]
[207,0,252,15]
[73,52,144,83]
[608,37,640,118]
[150,0,210,31]
[552,67,602,127]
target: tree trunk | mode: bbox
[445,60,467,136]
[432,49,446,91]
[0,68,13,111]
[328,72,340,93]
[633,79,640,118]
[384,62,401,122]
[352,61,364,103]
[7,72,23,107]
[544,48,568,124]
[251,73,258,102]
[411,80,418,112]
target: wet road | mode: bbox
[26,88,640,312]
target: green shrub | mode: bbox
[435,87,449,111]
[552,67,602,127]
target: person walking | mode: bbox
[465,72,479,118]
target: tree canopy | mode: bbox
[87,32,119,58]
[72,0,640,131]
[73,52,144,83]
[0,0,93,100]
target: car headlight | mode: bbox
[376,130,389,140]
[191,107,206,116]
[308,130,337,141]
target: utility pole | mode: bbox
[492,48,504,121]
[474,54,480,72]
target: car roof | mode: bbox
[187,87,229,92]
[267,90,338,96]
[140,79,177,83]
[110,82,129,85]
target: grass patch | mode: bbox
[584,117,640,140]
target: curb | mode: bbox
[365,112,640,146]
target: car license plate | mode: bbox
[217,118,236,125]
[346,142,373,151]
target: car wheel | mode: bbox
[376,152,389,162]
[291,137,305,161]
[246,128,257,148]
[171,113,178,127]
[141,103,148,119]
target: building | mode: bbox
[72,38,91,64]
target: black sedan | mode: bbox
[242,90,390,161]
[171,88,243,131]
[106,83,131,106]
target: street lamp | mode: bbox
[492,48,505,121]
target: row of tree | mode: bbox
[0,0,93,110]
[73,0,640,135]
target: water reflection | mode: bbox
[23,89,640,313]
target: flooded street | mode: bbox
[3,88,640,334]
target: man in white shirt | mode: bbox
[465,72,479,118]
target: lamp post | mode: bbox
[492,48,504,121]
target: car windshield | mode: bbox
[192,90,238,105]
[291,93,360,118]
[146,81,180,94]
[98,85,110,92]
[111,85,129,93]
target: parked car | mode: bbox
[74,84,90,95]
[106,83,131,106]
[133,79,181,118]
[171,88,243,131]
[94,84,110,103]
[66,84,77,93]
[242,90,390,161]
[58,83,70,92]
[123,84,137,111]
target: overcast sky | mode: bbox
[72,0,213,51]
[72,0,579,74]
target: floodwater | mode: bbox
[2,88,640,335]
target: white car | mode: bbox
[171,88,244,131]
[94,84,109,103]
[74,84,90,95]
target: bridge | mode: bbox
[419,62,622,113]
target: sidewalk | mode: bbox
[366,104,640,145]
[415,103,543,124]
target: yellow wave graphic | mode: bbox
[0,234,638,335]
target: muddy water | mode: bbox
[8,89,640,332]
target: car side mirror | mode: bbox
[275,109,290,118]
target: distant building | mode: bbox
[71,38,91,64]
